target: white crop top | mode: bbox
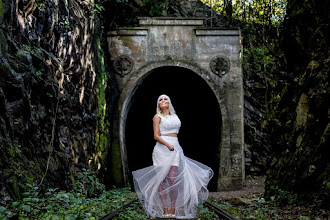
[156,114,181,135]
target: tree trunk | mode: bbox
[224,0,232,23]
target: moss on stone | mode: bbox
[16,49,30,57]
[25,174,35,185]
[0,28,7,56]
[0,0,4,24]
[11,176,20,199]
[3,138,45,199]
[110,139,124,186]
[94,37,112,175]
[93,36,125,186]
[5,159,45,199]
[4,159,23,199]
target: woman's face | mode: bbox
[158,96,169,110]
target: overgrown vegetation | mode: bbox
[196,204,220,219]
[0,169,135,219]
[209,196,330,219]
[0,0,108,203]
[201,0,286,26]
[241,41,286,121]
[3,182,328,220]
[104,0,168,28]
[1,166,222,220]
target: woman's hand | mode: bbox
[153,115,174,151]
[167,144,174,151]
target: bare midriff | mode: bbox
[161,133,178,137]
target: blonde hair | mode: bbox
[156,94,176,116]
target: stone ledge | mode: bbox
[195,29,240,36]
[108,29,148,36]
[139,17,204,26]
[138,17,206,20]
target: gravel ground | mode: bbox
[209,176,265,200]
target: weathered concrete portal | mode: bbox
[108,17,244,190]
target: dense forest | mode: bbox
[0,0,329,218]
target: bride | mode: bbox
[132,94,213,219]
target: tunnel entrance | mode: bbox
[110,18,244,190]
[125,66,222,191]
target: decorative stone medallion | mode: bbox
[210,56,230,76]
[113,55,134,77]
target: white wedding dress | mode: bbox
[132,114,213,219]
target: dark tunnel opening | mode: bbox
[125,66,222,191]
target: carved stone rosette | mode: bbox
[113,55,134,77]
[210,56,230,77]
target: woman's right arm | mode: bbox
[153,115,174,151]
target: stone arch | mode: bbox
[119,60,228,191]
[108,17,244,190]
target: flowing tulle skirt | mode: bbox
[132,136,213,219]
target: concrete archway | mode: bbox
[122,65,222,191]
[119,60,227,191]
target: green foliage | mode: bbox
[115,203,146,219]
[0,184,136,220]
[112,0,168,26]
[0,206,13,218]
[196,204,220,219]
[72,168,105,197]
[210,195,329,219]
[16,49,29,57]
[209,197,294,219]
[201,0,286,26]
[35,70,43,77]
[36,0,46,11]
[23,44,42,55]
[269,188,298,206]
[8,139,22,157]
[91,3,104,14]
[242,44,286,121]
[242,47,275,71]
[146,1,168,17]
[16,44,43,58]
[57,16,70,33]
[0,0,5,24]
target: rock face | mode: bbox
[166,0,204,17]
[264,0,330,207]
[0,0,112,199]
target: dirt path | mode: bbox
[209,176,330,219]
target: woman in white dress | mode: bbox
[132,94,213,219]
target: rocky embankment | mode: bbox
[0,0,111,200]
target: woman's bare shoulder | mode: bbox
[153,114,162,121]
